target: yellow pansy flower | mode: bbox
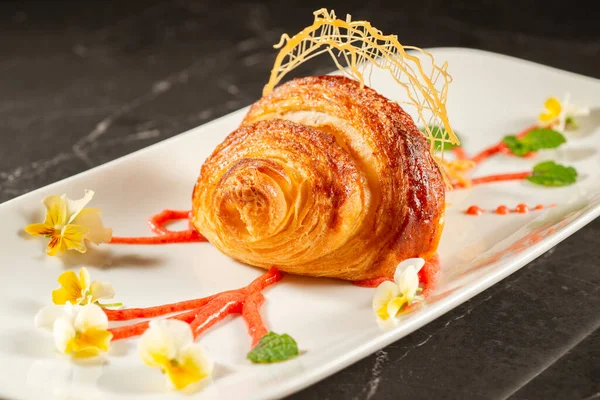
[539,96,562,125]
[34,303,113,358]
[139,319,213,391]
[24,190,112,256]
[52,267,116,306]
[373,258,425,328]
[539,94,590,132]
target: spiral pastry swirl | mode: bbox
[192,76,444,280]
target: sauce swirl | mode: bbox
[110,209,206,244]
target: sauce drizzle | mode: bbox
[495,205,510,215]
[465,203,554,216]
[515,203,529,214]
[452,146,468,160]
[107,267,282,345]
[110,209,206,244]
[469,171,532,186]
[466,205,485,216]
[470,124,538,164]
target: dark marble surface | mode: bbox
[1,1,599,399]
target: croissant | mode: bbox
[191,76,445,281]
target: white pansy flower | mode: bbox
[372,258,425,328]
[539,94,590,132]
[139,319,213,391]
[35,302,112,358]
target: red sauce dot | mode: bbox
[515,203,529,214]
[534,204,544,211]
[466,205,485,216]
[495,205,510,215]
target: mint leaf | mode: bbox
[503,135,528,156]
[422,125,461,151]
[247,332,299,364]
[521,128,566,150]
[526,161,578,187]
[503,128,566,156]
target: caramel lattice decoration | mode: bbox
[264,8,459,155]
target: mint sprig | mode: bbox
[247,332,299,364]
[422,125,461,151]
[527,161,578,187]
[503,128,566,156]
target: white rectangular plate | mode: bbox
[1,48,599,400]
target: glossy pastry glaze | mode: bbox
[192,76,445,280]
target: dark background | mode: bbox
[1,1,599,399]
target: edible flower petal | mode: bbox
[35,303,112,358]
[139,319,213,391]
[71,208,112,245]
[373,281,400,320]
[64,189,95,224]
[373,258,425,327]
[539,97,562,124]
[393,258,424,304]
[539,94,590,132]
[52,267,115,306]
[60,224,89,253]
[24,190,112,256]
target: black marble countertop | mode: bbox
[1,1,599,399]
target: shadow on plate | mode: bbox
[107,339,134,357]
[0,328,57,358]
[58,245,165,270]
[97,364,220,396]
[569,107,600,139]
[6,297,44,317]
[555,146,597,163]
[26,359,105,399]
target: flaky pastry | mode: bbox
[192,76,444,280]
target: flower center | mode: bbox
[80,288,91,304]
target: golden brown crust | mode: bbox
[192,76,445,280]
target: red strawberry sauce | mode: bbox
[107,267,282,344]
[110,209,206,244]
